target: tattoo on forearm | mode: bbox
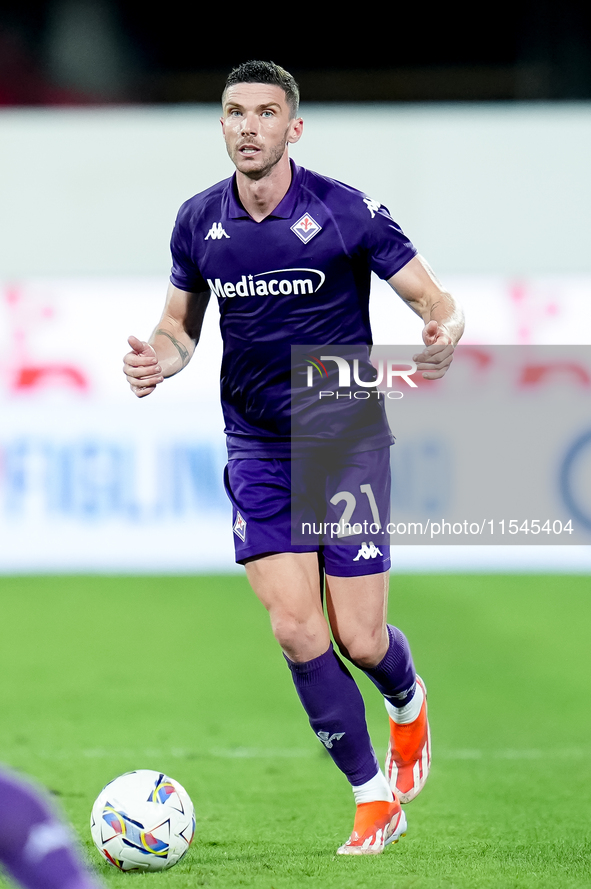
[155,329,190,366]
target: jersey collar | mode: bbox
[227,160,301,220]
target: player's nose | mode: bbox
[240,112,259,135]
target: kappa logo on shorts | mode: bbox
[353,541,383,561]
[291,213,322,244]
[233,512,247,541]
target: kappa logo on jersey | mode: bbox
[317,730,345,749]
[363,197,382,219]
[291,212,322,244]
[205,222,230,240]
[207,268,325,299]
[233,512,247,541]
[353,541,383,561]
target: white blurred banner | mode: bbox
[1,275,590,572]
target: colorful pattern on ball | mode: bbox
[150,775,184,810]
[101,805,170,856]
[90,769,194,872]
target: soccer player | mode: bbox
[0,767,103,889]
[123,60,464,855]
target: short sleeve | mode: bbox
[169,204,209,293]
[361,198,417,280]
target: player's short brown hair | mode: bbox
[223,60,300,118]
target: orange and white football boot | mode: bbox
[385,675,431,803]
[336,797,407,855]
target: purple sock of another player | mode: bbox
[0,768,102,889]
[361,625,417,706]
[285,644,379,786]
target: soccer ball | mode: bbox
[90,770,195,871]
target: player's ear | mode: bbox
[287,117,304,145]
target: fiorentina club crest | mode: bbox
[291,213,322,244]
[233,512,247,541]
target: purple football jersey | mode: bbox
[170,162,416,457]
[0,767,103,889]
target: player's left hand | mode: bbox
[413,320,455,379]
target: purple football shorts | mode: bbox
[223,447,391,577]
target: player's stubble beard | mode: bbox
[229,130,291,181]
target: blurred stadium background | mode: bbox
[1,0,590,572]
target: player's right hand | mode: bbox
[123,335,164,397]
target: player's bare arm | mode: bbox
[123,284,210,397]
[388,254,464,379]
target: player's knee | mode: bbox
[269,611,326,660]
[334,628,387,669]
[270,612,311,648]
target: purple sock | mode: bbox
[0,768,102,889]
[285,644,379,786]
[362,625,416,706]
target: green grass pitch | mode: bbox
[0,573,590,889]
